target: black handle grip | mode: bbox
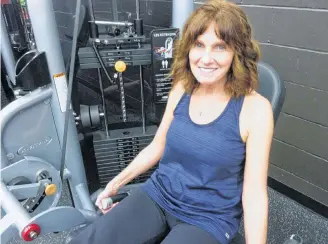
[110,192,129,203]
[101,192,130,210]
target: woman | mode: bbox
[70,0,273,243]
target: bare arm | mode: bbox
[242,95,274,244]
[109,82,185,192]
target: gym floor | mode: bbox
[7,180,328,244]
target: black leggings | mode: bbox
[68,187,220,244]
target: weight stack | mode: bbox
[93,125,158,188]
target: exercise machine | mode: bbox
[0,0,179,242]
[0,0,286,243]
[1,0,99,242]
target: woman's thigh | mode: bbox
[68,188,168,244]
[160,223,220,244]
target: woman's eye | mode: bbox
[215,44,226,50]
[195,42,203,48]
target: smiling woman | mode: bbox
[69,1,274,244]
[171,0,260,97]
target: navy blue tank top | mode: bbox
[142,93,246,244]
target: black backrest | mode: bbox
[257,62,286,125]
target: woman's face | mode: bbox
[189,22,234,86]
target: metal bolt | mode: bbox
[29,231,38,239]
[7,153,15,160]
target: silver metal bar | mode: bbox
[60,0,81,182]
[0,182,31,231]
[94,20,133,27]
[87,0,96,22]
[98,68,109,137]
[75,184,97,212]
[1,11,16,86]
[136,0,140,19]
[87,0,98,38]
[172,0,194,33]
[112,0,118,22]
[139,66,146,133]
[7,183,41,200]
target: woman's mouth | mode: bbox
[198,67,218,76]
[199,67,218,73]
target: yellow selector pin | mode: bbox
[45,183,57,196]
[115,60,127,73]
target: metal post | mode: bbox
[98,68,109,137]
[0,182,31,231]
[135,0,145,133]
[112,0,118,22]
[1,11,16,86]
[172,0,194,32]
[139,67,146,134]
[136,0,140,19]
[87,0,98,38]
[26,0,94,211]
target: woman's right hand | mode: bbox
[95,181,119,214]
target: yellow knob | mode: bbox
[115,60,127,73]
[45,184,57,196]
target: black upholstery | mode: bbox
[257,61,286,125]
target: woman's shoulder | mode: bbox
[239,91,274,140]
[165,80,186,113]
[243,90,272,114]
[169,81,186,104]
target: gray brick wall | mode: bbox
[195,0,328,207]
[52,0,328,206]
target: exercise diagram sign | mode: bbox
[151,28,179,103]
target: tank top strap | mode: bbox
[230,95,245,119]
[173,92,190,115]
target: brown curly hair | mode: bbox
[170,0,261,97]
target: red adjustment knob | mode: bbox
[21,223,41,241]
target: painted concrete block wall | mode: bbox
[52,0,328,206]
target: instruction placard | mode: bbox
[151,28,179,104]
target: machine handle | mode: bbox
[101,192,129,210]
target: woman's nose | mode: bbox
[200,48,213,64]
